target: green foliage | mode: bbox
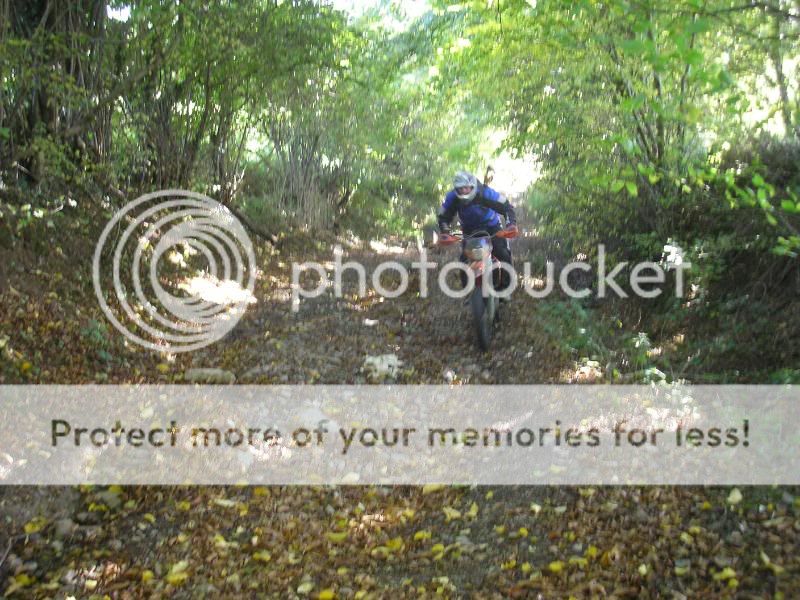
[537,300,606,362]
[80,319,114,364]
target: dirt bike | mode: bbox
[438,227,518,351]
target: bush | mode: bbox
[529,133,800,381]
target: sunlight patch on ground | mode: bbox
[369,240,406,255]
[178,275,257,305]
[524,276,547,290]
[572,360,604,383]
[362,354,404,380]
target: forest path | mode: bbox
[190,225,575,387]
[1,226,797,598]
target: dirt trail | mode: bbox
[186,233,572,386]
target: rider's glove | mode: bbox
[438,232,458,245]
[497,224,519,239]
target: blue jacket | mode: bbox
[437,184,516,234]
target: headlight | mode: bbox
[465,246,489,260]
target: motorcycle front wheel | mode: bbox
[470,288,493,351]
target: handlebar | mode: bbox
[438,226,519,246]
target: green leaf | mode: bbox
[620,39,647,55]
[625,181,638,197]
[684,49,704,67]
[686,18,711,35]
[780,200,797,213]
[716,68,734,89]
[610,180,625,193]
[621,96,645,112]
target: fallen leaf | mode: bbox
[568,556,588,569]
[727,488,743,505]
[297,581,314,595]
[414,530,432,541]
[166,561,189,586]
[442,506,461,522]
[501,559,517,570]
[760,550,785,575]
[713,567,737,581]
[386,537,404,552]
[23,517,47,534]
[326,531,348,544]
[4,573,34,595]
[548,561,564,574]
[674,559,691,576]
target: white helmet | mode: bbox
[453,171,478,202]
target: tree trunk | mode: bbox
[770,11,798,140]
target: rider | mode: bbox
[438,170,518,291]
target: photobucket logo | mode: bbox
[92,190,257,352]
[290,245,691,311]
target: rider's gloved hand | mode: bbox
[498,224,519,238]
